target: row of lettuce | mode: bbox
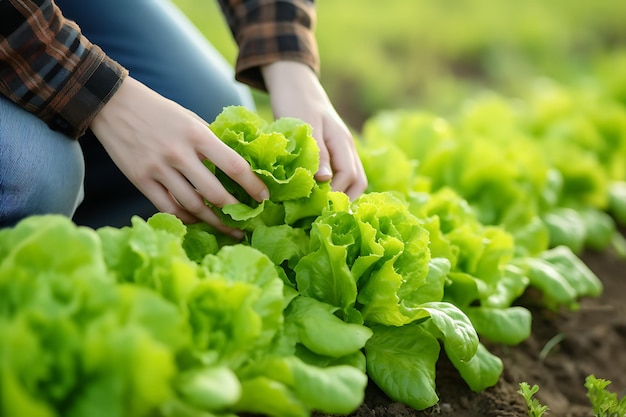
[2,75,624,416]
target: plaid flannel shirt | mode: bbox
[0,0,319,139]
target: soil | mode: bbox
[315,245,626,417]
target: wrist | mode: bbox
[261,61,318,93]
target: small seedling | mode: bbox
[518,382,549,417]
[585,375,626,417]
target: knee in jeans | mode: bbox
[0,99,85,226]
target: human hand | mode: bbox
[89,77,269,237]
[261,61,367,199]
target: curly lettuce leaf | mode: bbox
[0,215,185,417]
[206,106,327,231]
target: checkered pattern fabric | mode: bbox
[0,0,318,138]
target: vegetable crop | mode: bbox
[0,213,368,417]
[0,104,611,415]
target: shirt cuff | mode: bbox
[233,2,320,91]
[44,46,128,139]
[235,28,319,91]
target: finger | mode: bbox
[323,119,359,193]
[310,121,333,182]
[179,157,241,208]
[197,136,269,202]
[150,170,244,238]
[344,147,368,200]
[139,179,199,224]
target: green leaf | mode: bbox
[511,215,551,257]
[521,257,578,307]
[220,199,286,230]
[411,257,450,305]
[578,207,616,251]
[176,366,241,410]
[250,225,310,268]
[234,377,307,417]
[541,207,587,253]
[207,106,322,230]
[191,257,283,363]
[98,215,200,306]
[484,264,530,308]
[358,258,410,325]
[402,302,478,362]
[465,306,532,345]
[283,182,332,226]
[585,374,626,417]
[295,222,358,312]
[608,181,626,225]
[446,342,503,392]
[285,296,372,358]
[294,345,367,372]
[539,245,603,298]
[256,167,316,202]
[288,357,367,414]
[235,356,367,416]
[444,271,480,308]
[182,223,220,263]
[518,382,549,417]
[365,324,440,410]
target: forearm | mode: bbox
[0,0,127,138]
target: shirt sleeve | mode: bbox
[0,0,127,139]
[217,0,320,91]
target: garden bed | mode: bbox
[324,247,626,417]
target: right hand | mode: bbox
[89,76,269,238]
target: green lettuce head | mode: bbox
[294,191,437,325]
[206,106,330,231]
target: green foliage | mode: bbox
[519,376,626,417]
[171,0,626,126]
[206,106,328,231]
[208,109,491,407]
[359,85,626,260]
[0,213,369,417]
[585,375,626,417]
[1,101,618,415]
[0,215,182,417]
[518,382,550,417]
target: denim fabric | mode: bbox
[56,0,255,228]
[0,96,84,228]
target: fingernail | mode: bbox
[318,165,333,179]
[258,189,269,201]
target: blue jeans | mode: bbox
[0,98,85,226]
[0,0,254,228]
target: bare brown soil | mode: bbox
[316,246,626,417]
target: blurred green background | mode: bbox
[172,0,626,130]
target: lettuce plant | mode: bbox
[206,106,330,231]
[0,214,369,417]
[1,103,613,416]
[206,108,487,408]
[204,106,603,410]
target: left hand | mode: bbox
[261,61,367,200]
